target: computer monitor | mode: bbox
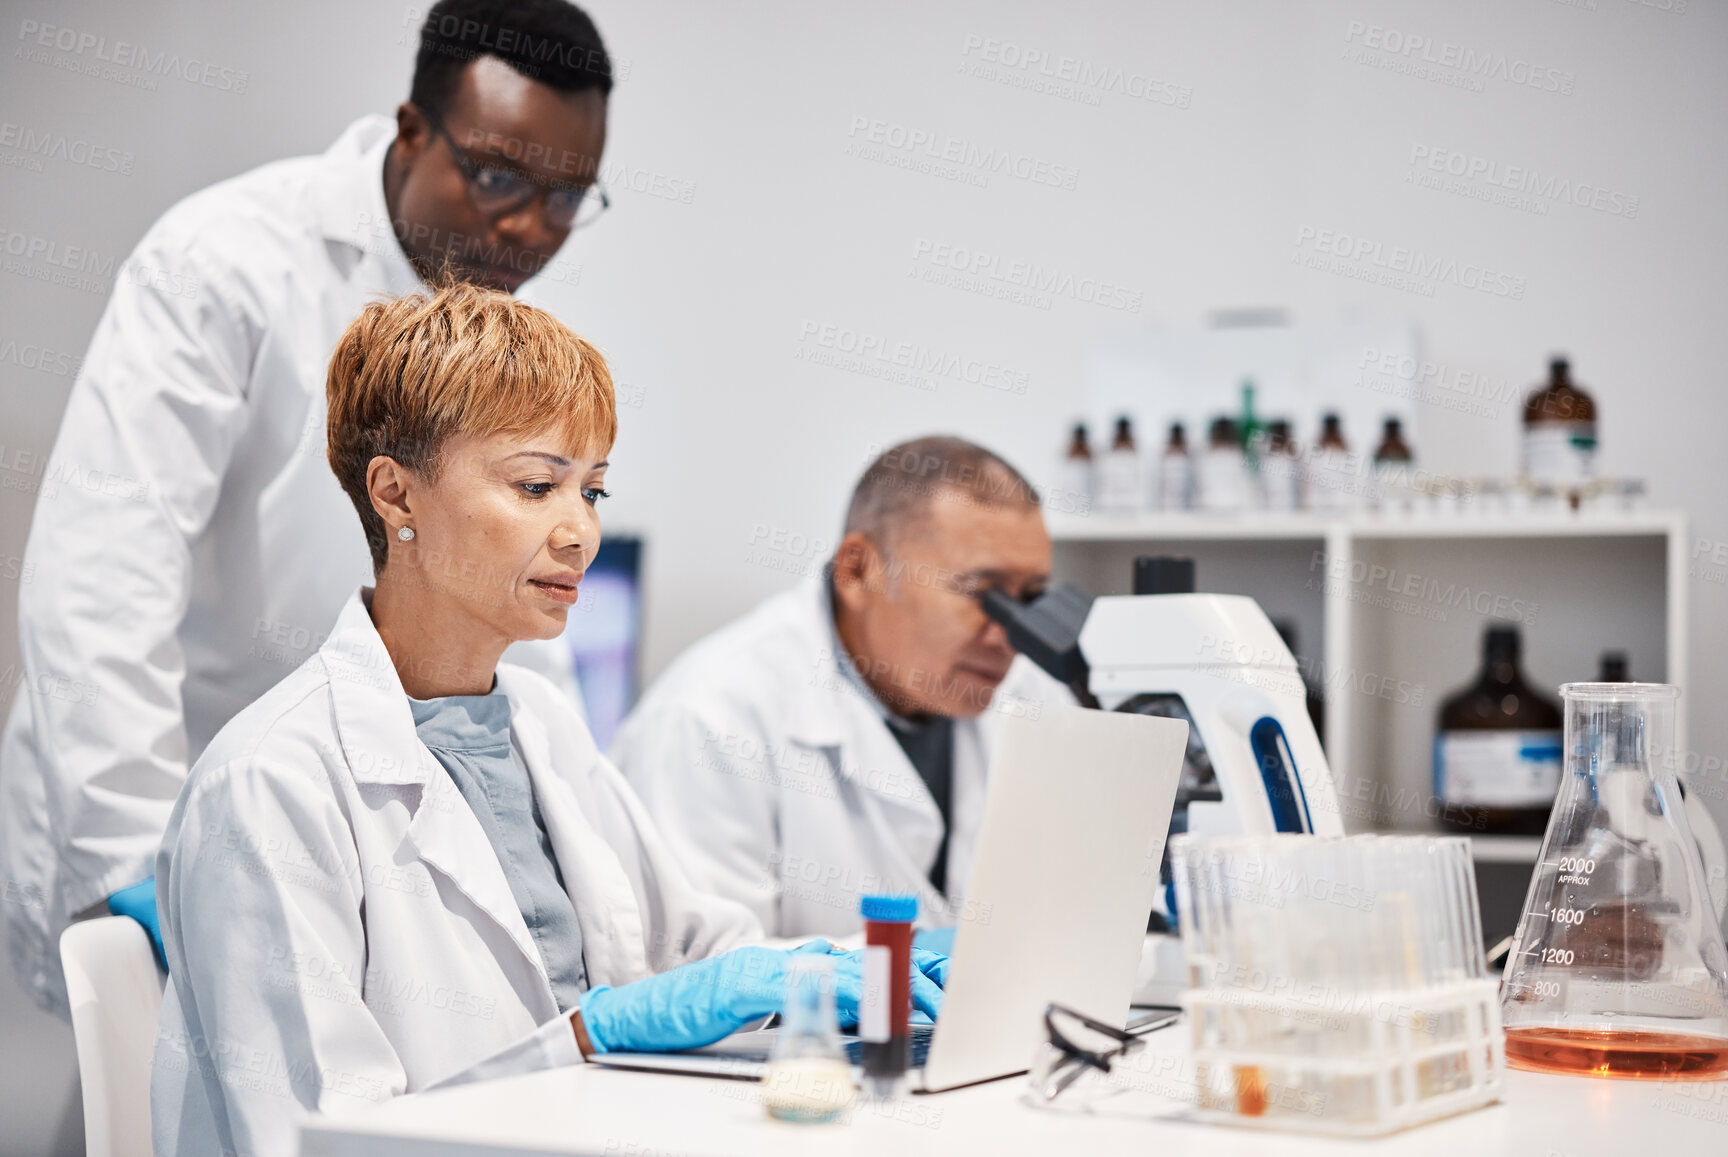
[558,535,643,750]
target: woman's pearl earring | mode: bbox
[397,526,415,542]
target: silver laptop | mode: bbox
[596,705,1188,1092]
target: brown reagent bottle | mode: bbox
[1521,357,1598,497]
[1434,626,1563,835]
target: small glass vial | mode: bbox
[1196,416,1247,512]
[1372,417,1414,515]
[1259,419,1301,511]
[763,953,855,1123]
[1155,422,1194,511]
[1058,423,1095,513]
[1308,413,1356,513]
[1098,416,1142,514]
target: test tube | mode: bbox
[860,894,917,1098]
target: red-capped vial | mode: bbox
[860,894,917,1096]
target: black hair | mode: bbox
[410,0,613,123]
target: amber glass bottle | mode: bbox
[1318,413,1347,452]
[1261,419,1301,510]
[1059,423,1094,512]
[1434,626,1563,835]
[1066,423,1093,463]
[1099,416,1141,514]
[1156,422,1192,511]
[1196,417,1246,512]
[1309,413,1353,512]
[1374,418,1413,464]
[1521,357,1597,487]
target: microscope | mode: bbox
[981,557,1344,1002]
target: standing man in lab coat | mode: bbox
[2,0,616,1015]
[612,437,1073,940]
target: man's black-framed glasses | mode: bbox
[427,115,609,230]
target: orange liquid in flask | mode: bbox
[1504,1028,1728,1080]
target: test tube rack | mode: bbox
[1185,978,1503,1135]
[1172,833,1507,1135]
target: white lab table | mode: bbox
[299,1021,1728,1157]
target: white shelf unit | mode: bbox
[1049,511,1689,851]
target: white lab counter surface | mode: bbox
[298,1020,1728,1157]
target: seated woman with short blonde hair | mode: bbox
[150,284,942,1157]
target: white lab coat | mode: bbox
[611,577,1072,938]
[1,114,578,1014]
[152,589,760,1157]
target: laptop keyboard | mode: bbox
[843,1024,936,1069]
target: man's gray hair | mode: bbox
[843,436,1041,547]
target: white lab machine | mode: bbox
[981,557,1344,1004]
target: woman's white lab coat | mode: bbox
[151,590,761,1157]
[610,577,1072,939]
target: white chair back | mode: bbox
[60,916,165,1157]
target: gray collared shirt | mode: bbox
[823,573,956,894]
[409,688,587,1011]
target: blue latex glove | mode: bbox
[913,947,948,988]
[832,944,946,1029]
[107,878,166,971]
[580,940,944,1054]
[909,948,949,1025]
[914,926,957,956]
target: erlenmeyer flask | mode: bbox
[762,953,855,1122]
[1501,683,1728,1078]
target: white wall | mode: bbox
[2,1,1723,1152]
